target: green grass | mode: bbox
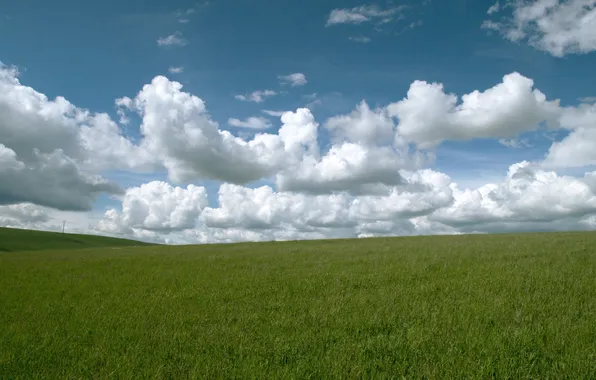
[0,227,152,252]
[1,232,596,378]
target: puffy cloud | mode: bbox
[0,203,50,228]
[326,4,406,26]
[542,102,596,168]
[0,146,121,211]
[387,72,561,148]
[96,181,208,234]
[228,116,272,129]
[278,73,307,87]
[431,161,596,232]
[483,0,596,57]
[234,90,277,103]
[88,159,596,244]
[0,64,132,210]
[157,32,187,47]
[97,168,456,243]
[276,101,429,194]
[129,76,281,183]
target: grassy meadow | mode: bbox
[0,227,153,252]
[1,230,596,378]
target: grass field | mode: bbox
[0,227,153,252]
[1,231,596,378]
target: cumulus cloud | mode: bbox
[7,58,596,243]
[276,101,429,194]
[431,161,596,232]
[91,164,457,244]
[387,72,561,148]
[234,90,277,103]
[542,102,596,168]
[326,4,406,26]
[228,116,272,129]
[157,32,187,47]
[483,0,596,57]
[278,73,307,87]
[96,181,208,235]
[0,203,50,228]
[0,64,136,210]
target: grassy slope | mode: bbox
[0,227,152,252]
[1,232,596,378]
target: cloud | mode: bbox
[542,102,596,168]
[275,101,430,195]
[326,4,406,26]
[483,0,596,57]
[0,203,50,228]
[262,110,287,117]
[96,181,208,235]
[349,36,372,43]
[487,1,500,15]
[234,90,277,103]
[157,32,187,47]
[387,72,561,148]
[0,64,137,210]
[7,58,596,243]
[228,116,272,129]
[278,73,307,87]
[431,161,596,233]
[498,138,532,148]
[168,66,184,74]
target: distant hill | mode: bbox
[0,227,153,252]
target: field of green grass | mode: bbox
[0,227,153,252]
[1,231,596,378]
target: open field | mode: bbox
[1,231,596,378]
[0,227,153,252]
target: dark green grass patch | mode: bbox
[0,227,152,252]
[1,232,596,378]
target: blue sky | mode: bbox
[1,0,596,242]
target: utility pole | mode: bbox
[62,220,66,234]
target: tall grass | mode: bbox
[1,232,596,378]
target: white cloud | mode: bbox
[387,72,561,148]
[326,4,406,26]
[349,36,372,43]
[278,73,307,87]
[168,66,184,74]
[431,161,596,232]
[96,181,208,235]
[157,32,187,47]
[0,64,140,211]
[0,203,50,228]
[228,116,272,129]
[487,1,500,15]
[234,90,277,103]
[542,102,596,168]
[483,0,596,57]
[498,138,532,148]
[262,110,287,117]
[7,59,596,243]
[276,101,430,194]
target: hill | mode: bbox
[1,231,596,378]
[0,227,152,252]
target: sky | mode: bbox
[1,0,596,244]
